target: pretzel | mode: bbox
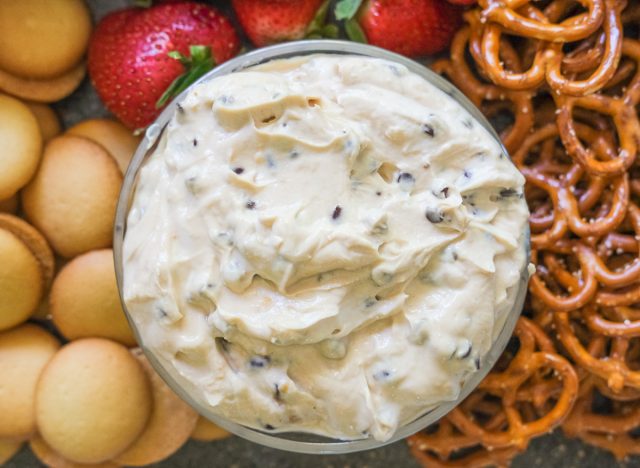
[554,308,640,391]
[479,0,605,42]
[430,26,534,155]
[555,84,640,176]
[563,377,640,460]
[407,411,523,468]
[545,0,625,96]
[446,318,579,450]
[408,423,522,468]
[475,0,625,95]
[513,125,630,248]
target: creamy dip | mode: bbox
[123,55,529,441]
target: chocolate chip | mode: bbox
[264,424,275,430]
[274,384,281,402]
[373,370,391,381]
[246,200,256,210]
[290,150,299,159]
[475,358,481,370]
[463,169,472,179]
[499,188,518,198]
[422,123,435,137]
[192,138,198,147]
[250,355,270,368]
[375,191,382,196]
[397,172,415,183]
[364,297,376,308]
[332,205,342,220]
[426,209,444,223]
[232,167,244,174]
[433,187,449,199]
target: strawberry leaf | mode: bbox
[345,18,367,43]
[156,45,215,109]
[133,0,153,7]
[335,0,363,20]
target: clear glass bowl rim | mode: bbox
[113,39,531,455]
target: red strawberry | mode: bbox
[336,0,463,57]
[88,2,240,130]
[232,0,336,47]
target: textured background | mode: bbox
[6,1,640,466]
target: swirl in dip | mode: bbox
[122,55,529,442]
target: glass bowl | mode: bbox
[113,39,531,455]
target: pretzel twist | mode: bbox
[479,0,605,42]
[446,318,579,449]
[563,377,640,460]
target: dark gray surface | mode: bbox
[6,0,636,466]
[6,432,639,467]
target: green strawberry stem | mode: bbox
[345,18,367,43]
[305,0,336,39]
[156,45,216,109]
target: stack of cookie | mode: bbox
[0,0,90,103]
[0,2,230,465]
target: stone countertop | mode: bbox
[6,0,637,466]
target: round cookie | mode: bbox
[68,119,141,174]
[0,214,55,290]
[114,349,198,466]
[0,0,91,79]
[0,440,22,465]
[30,434,121,468]
[36,338,152,464]
[191,417,231,442]
[0,228,43,331]
[0,324,60,440]
[0,194,18,214]
[50,249,136,347]
[0,94,42,200]
[22,135,123,258]
[26,102,62,142]
[0,62,86,103]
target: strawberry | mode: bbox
[88,2,240,130]
[335,0,463,57]
[232,0,338,47]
